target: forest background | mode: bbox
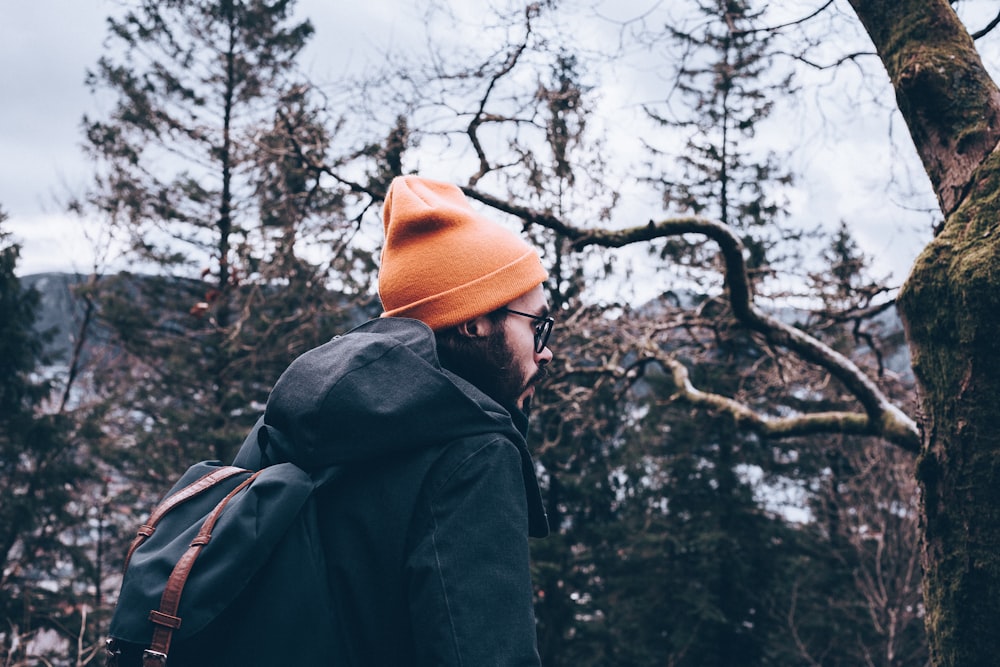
[2,1,1000,665]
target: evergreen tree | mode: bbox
[774,225,927,666]
[574,3,806,662]
[643,0,797,281]
[81,0,377,476]
[0,210,89,657]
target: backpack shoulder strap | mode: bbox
[141,469,264,666]
[122,466,249,571]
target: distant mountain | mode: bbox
[22,272,912,387]
[636,287,912,381]
[21,272,101,365]
[20,271,381,367]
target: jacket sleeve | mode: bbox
[406,437,542,667]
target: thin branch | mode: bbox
[737,0,837,36]
[59,273,102,414]
[274,107,380,201]
[774,49,877,70]
[466,5,536,186]
[972,10,1000,40]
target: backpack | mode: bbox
[104,458,340,666]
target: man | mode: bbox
[234,175,554,665]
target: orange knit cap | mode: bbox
[378,175,548,331]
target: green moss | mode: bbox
[862,5,1000,664]
[903,150,1000,346]
[898,138,1000,667]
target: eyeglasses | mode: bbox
[500,308,554,353]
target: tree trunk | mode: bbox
[847,1,1000,665]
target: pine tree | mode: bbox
[643,0,797,281]
[0,210,88,652]
[81,0,376,476]
[597,3,801,662]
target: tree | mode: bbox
[642,0,797,279]
[844,1,1000,664]
[784,224,927,666]
[571,4,819,663]
[75,4,387,653]
[0,210,96,663]
[81,0,378,478]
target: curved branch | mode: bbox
[464,187,919,452]
[971,10,1000,40]
[737,0,836,36]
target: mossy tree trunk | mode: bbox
[847,1,1000,665]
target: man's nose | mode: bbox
[537,345,553,365]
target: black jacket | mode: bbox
[234,317,548,666]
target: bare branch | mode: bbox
[274,107,381,202]
[971,10,1000,40]
[59,274,101,414]
[464,187,919,452]
[660,351,876,442]
[465,9,535,186]
[774,49,877,70]
[736,0,836,36]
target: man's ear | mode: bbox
[456,315,491,339]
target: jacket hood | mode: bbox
[258,317,549,536]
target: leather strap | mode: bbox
[123,466,248,571]
[140,468,263,665]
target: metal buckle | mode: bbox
[104,638,120,666]
[141,649,168,665]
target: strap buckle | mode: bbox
[141,649,168,665]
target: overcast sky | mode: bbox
[1,2,106,253]
[0,0,399,276]
[3,2,997,285]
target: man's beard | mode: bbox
[437,325,545,412]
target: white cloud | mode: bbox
[6,212,124,276]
